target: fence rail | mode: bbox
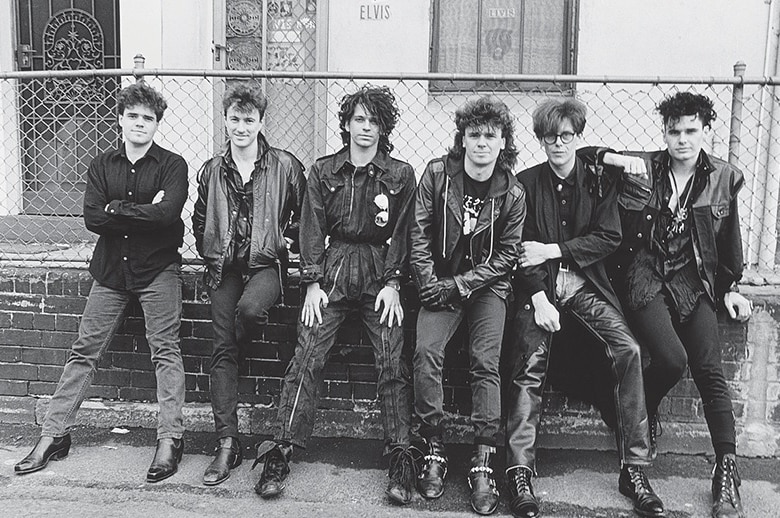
[1,66,779,274]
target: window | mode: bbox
[430,0,578,91]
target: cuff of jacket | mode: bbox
[105,200,122,215]
[299,264,323,285]
[382,268,406,286]
[558,242,573,262]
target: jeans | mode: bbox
[42,264,185,440]
[414,288,505,446]
[275,296,411,452]
[506,271,651,469]
[208,266,281,439]
[626,291,736,452]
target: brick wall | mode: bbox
[0,266,777,457]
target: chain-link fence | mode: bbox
[0,68,778,275]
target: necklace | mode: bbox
[668,170,694,236]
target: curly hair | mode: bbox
[338,85,400,154]
[222,82,268,120]
[448,96,518,173]
[657,92,716,128]
[118,82,168,121]
[531,98,587,139]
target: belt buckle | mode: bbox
[559,262,571,272]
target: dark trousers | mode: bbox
[506,275,651,469]
[275,297,411,452]
[626,291,736,451]
[414,289,505,446]
[208,266,281,439]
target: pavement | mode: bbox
[0,423,777,518]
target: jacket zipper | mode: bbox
[327,255,345,298]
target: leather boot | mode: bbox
[203,436,242,486]
[253,440,292,499]
[417,436,447,499]
[14,434,71,475]
[618,464,665,517]
[386,445,421,505]
[506,466,539,518]
[468,444,499,515]
[711,454,744,518]
[146,437,184,483]
[649,413,662,460]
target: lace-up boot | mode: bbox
[386,445,420,505]
[468,444,499,515]
[252,440,292,498]
[417,436,447,499]
[618,464,665,517]
[506,466,539,518]
[711,454,744,518]
[649,413,662,460]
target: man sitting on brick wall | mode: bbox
[253,85,418,505]
[14,82,189,483]
[600,92,753,518]
[191,83,305,487]
[410,96,526,515]
[504,99,664,518]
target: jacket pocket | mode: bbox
[618,176,652,211]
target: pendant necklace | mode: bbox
[668,170,693,236]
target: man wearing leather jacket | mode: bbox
[505,99,664,518]
[253,85,418,505]
[410,96,526,515]
[601,92,752,518]
[192,83,305,486]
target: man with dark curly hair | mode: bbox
[602,91,752,518]
[192,83,305,486]
[253,85,418,505]
[14,83,189,482]
[504,98,664,518]
[410,96,526,515]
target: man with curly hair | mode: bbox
[254,85,418,505]
[504,98,664,518]
[192,83,305,486]
[14,83,189,482]
[410,96,526,515]
[602,91,752,518]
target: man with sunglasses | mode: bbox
[504,99,664,518]
[253,85,418,505]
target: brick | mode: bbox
[268,305,298,325]
[108,334,134,352]
[185,373,197,390]
[85,385,120,399]
[93,369,131,386]
[12,312,34,329]
[0,362,38,380]
[0,312,11,328]
[348,364,377,383]
[237,377,256,394]
[78,275,94,296]
[130,370,157,388]
[182,355,203,373]
[185,390,210,403]
[30,277,46,295]
[332,346,374,365]
[37,365,64,382]
[43,295,87,315]
[326,380,351,399]
[55,314,80,332]
[14,275,31,293]
[0,379,28,396]
[0,276,14,293]
[32,313,56,330]
[134,336,151,354]
[319,397,353,411]
[335,325,363,346]
[111,352,154,371]
[182,302,211,320]
[245,341,278,360]
[180,337,212,356]
[0,293,43,312]
[248,359,287,378]
[28,381,57,395]
[46,271,64,295]
[257,377,282,396]
[21,347,68,365]
[181,274,198,301]
[121,316,146,335]
[118,387,157,401]
[323,362,348,381]
[190,320,214,339]
[195,374,210,392]
[263,323,297,342]
[39,331,77,349]
[0,345,21,362]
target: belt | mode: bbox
[558,261,578,272]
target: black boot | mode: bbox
[14,434,71,475]
[253,440,292,499]
[618,464,665,517]
[649,413,662,460]
[417,436,447,499]
[386,445,421,505]
[711,454,744,518]
[203,436,242,486]
[468,444,499,515]
[146,437,184,483]
[506,466,539,518]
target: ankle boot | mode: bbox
[14,434,71,475]
[146,437,184,483]
[711,454,744,518]
[203,436,242,486]
[468,444,499,515]
[386,445,421,505]
[417,436,447,499]
[618,464,665,517]
[253,440,292,499]
[506,466,539,518]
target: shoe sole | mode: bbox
[14,448,69,475]
[147,466,178,483]
[257,485,285,499]
[618,485,666,518]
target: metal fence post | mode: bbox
[728,61,746,167]
[133,54,146,83]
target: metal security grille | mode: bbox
[0,66,778,279]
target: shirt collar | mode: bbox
[221,132,270,169]
[115,141,162,162]
[332,146,392,177]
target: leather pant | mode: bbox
[506,274,652,470]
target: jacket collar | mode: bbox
[221,132,270,168]
[329,146,394,177]
[652,149,714,179]
[445,155,513,198]
[116,141,162,162]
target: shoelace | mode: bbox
[511,470,532,494]
[628,466,651,493]
[264,451,287,482]
[650,415,663,444]
[716,458,739,506]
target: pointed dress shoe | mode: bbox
[203,437,242,486]
[146,437,184,483]
[14,434,72,475]
[618,464,666,517]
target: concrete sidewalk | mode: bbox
[0,424,777,518]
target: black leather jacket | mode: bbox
[410,155,526,300]
[192,134,305,289]
[608,149,744,306]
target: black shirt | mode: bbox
[221,150,255,272]
[83,142,188,290]
[455,173,491,274]
[550,167,576,244]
